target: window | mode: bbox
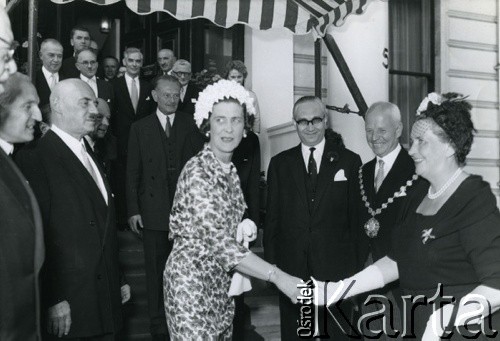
[389,0,435,144]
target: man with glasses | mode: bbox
[126,75,196,341]
[76,49,114,111]
[264,96,362,340]
[0,7,17,94]
[60,26,91,78]
[171,59,199,116]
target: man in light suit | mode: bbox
[0,71,44,340]
[171,59,200,116]
[60,26,91,79]
[357,102,416,338]
[76,48,114,111]
[111,47,154,227]
[127,75,196,341]
[35,39,65,108]
[16,79,130,340]
[264,96,362,340]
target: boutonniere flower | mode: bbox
[326,151,339,163]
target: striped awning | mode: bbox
[50,0,371,37]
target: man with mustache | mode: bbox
[16,79,129,340]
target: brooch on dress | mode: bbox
[421,228,435,244]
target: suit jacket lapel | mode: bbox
[363,158,377,204]
[118,77,135,115]
[313,140,340,211]
[376,148,414,200]
[289,145,308,209]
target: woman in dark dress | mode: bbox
[315,93,500,339]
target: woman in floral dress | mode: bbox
[164,80,300,340]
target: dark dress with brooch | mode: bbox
[390,175,500,339]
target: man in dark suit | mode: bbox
[156,49,176,76]
[171,59,199,116]
[84,98,116,181]
[111,47,154,227]
[264,96,362,340]
[16,79,130,340]
[102,56,119,82]
[35,39,64,109]
[357,102,416,338]
[60,26,91,79]
[0,71,44,340]
[76,48,114,111]
[127,75,196,341]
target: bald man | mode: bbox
[1,73,43,340]
[0,6,17,93]
[16,79,128,340]
[36,39,65,108]
[357,102,417,338]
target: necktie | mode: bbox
[375,159,385,192]
[308,147,318,188]
[130,78,139,113]
[165,115,172,138]
[81,142,106,200]
[87,78,98,96]
[49,74,56,90]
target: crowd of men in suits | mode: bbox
[1,8,419,341]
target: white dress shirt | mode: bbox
[156,108,175,129]
[84,135,96,152]
[180,84,187,102]
[301,137,325,172]
[80,74,98,97]
[51,125,108,204]
[374,144,402,183]
[125,73,140,99]
[42,66,59,89]
[0,137,14,155]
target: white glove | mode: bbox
[236,218,257,244]
[312,265,386,307]
[422,294,486,340]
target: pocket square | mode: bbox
[334,169,347,181]
[145,96,150,101]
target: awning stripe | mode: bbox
[50,0,371,37]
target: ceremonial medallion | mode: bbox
[364,217,380,238]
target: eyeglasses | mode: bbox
[173,71,191,78]
[79,60,97,67]
[0,37,18,65]
[162,93,180,100]
[295,117,324,128]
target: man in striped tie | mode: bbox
[357,102,416,338]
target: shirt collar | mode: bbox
[42,66,58,80]
[156,108,175,125]
[376,143,401,171]
[0,137,14,155]
[51,124,83,156]
[301,137,326,156]
[80,74,97,83]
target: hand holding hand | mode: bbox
[47,300,71,337]
[236,218,257,244]
[121,284,131,304]
[311,277,344,307]
[128,214,143,235]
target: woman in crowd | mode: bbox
[223,60,261,133]
[164,79,299,340]
[316,92,500,339]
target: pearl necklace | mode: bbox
[427,168,463,200]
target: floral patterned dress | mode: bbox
[164,144,250,340]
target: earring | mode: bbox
[205,131,210,138]
[243,130,247,138]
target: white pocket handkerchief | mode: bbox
[334,169,347,181]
